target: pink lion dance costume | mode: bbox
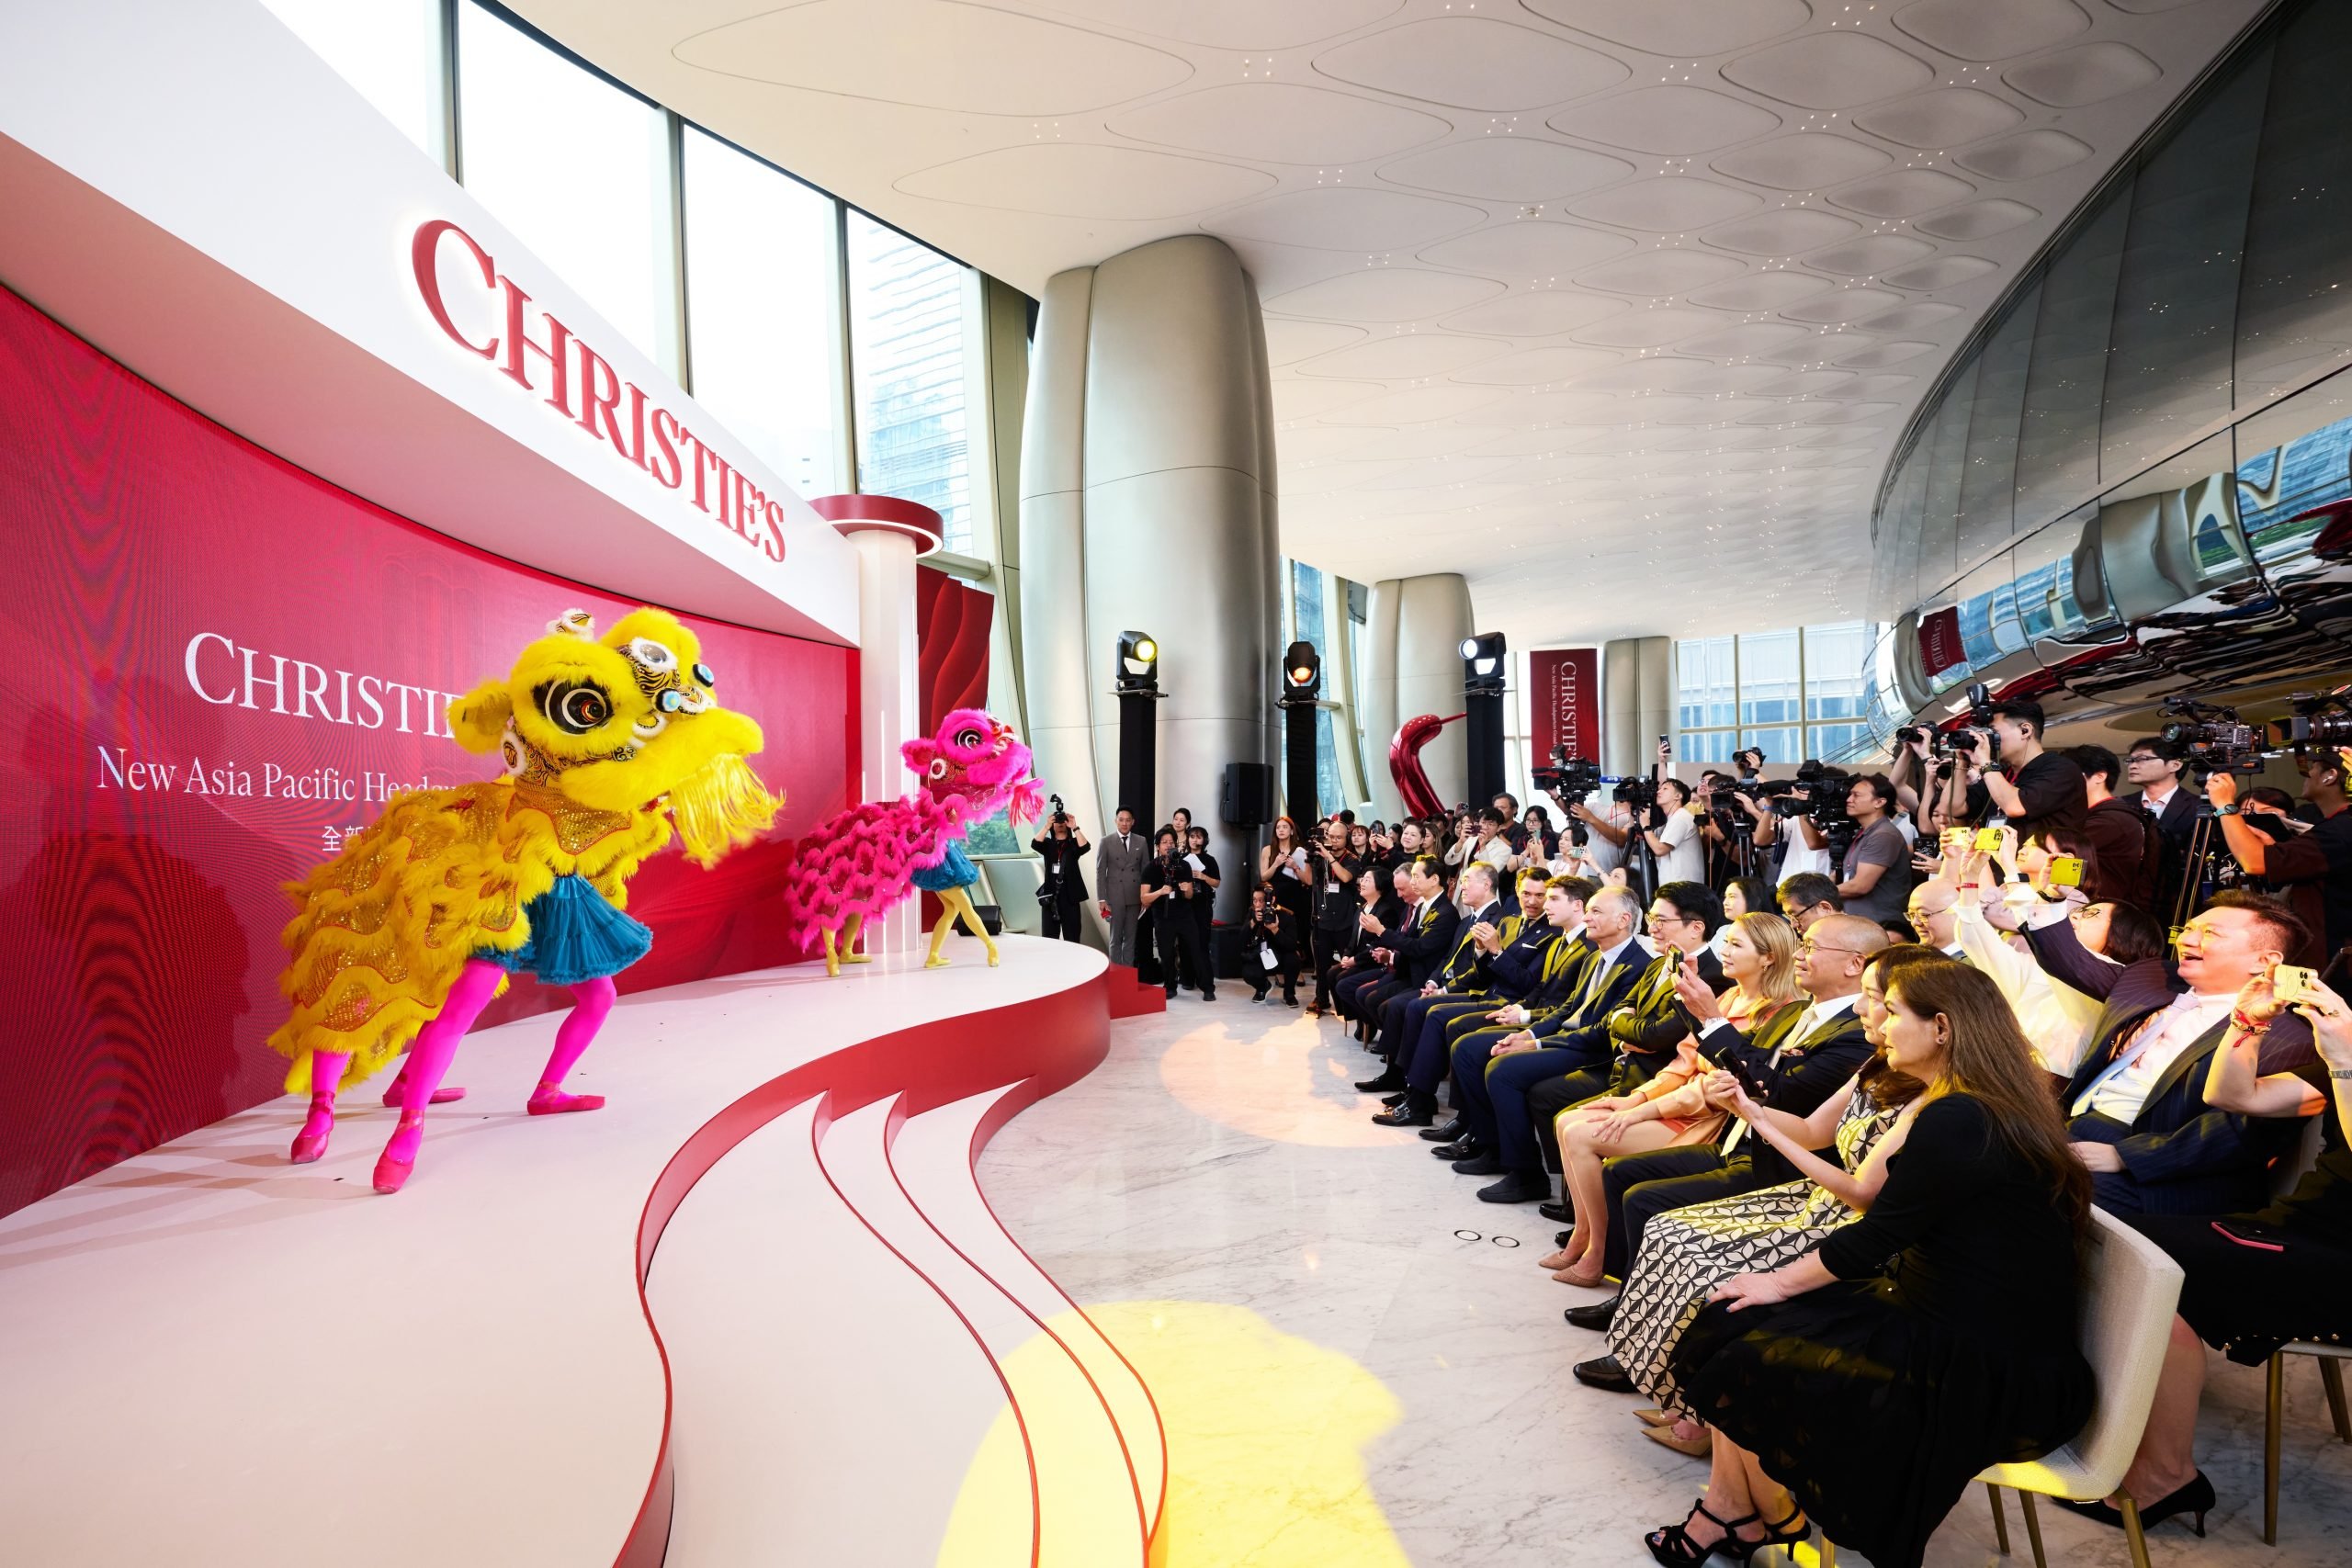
[781,708,1044,975]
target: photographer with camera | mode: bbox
[2203,748,2352,965]
[1757,766,1837,882]
[1835,773,1913,928]
[1305,820,1367,1016]
[1140,826,1214,1001]
[1642,743,1707,888]
[1960,697,2086,840]
[1029,798,1091,943]
[1244,885,1301,1006]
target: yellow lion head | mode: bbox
[448,608,779,865]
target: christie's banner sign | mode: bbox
[412,219,787,564]
[0,282,854,1217]
[1530,648,1600,765]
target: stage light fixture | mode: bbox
[1462,631,1507,691]
[1282,639,1322,701]
[1117,629,1160,694]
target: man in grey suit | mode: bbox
[1094,806,1149,967]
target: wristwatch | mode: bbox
[2213,804,2239,817]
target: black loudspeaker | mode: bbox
[1221,762,1274,826]
[975,904,1004,936]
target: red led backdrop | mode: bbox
[0,285,858,1217]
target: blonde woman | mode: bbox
[1537,912,1804,1289]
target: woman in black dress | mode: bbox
[1259,815,1314,934]
[1652,960,2095,1568]
[2078,970,2349,1534]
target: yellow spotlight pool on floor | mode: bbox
[938,1300,1409,1568]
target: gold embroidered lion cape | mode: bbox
[267,608,780,1092]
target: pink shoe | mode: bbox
[527,1083,606,1116]
[381,1078,467,1107]
[289,1096,334,1164]
[372,1117,424,1194]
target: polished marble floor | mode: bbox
[981,988,2352,1567]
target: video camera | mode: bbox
[1048,792,1069,823]
[2275,690,2352,750]
[1531,747,1602,803]
[2159,697,2271,775]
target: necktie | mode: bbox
[2070,1006,2190,1118]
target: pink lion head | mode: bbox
[903,708,1044,825]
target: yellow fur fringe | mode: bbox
[666,753,782,868]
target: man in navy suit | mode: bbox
[1447,886,1649,1201]
[2029,888,2315,1214]
[1361,863,1503,1074]
[1420,877,1600,1147]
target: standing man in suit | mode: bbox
[1448,886,1650,1201]
[2123,736,2199,924]
[1093,807,1149,968]
[1561,913,1886,1359]
[2029,889,2316,1214]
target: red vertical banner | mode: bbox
[1530,649,1600,763]
[1917,605,1967,681]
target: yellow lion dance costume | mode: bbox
[272,606,778,1192]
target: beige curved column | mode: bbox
[1018,235,1277,925]
[1366,574,1474,816]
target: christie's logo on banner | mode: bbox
[411,219,788,566]
[1530,648,1599,765]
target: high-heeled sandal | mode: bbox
[1645,1421,1713,1458]
[1635,1406,1677,1427]
[1553,1259,1609,1288]
[1645,1499,1758,1567]
[1751,1501,1810,1552]
[2051,1472,2211,1538]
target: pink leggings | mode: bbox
[311,962,618,1115]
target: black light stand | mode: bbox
[1114,630,1162,830]
[1462,632,1508,808]
[1278,639,1322,827]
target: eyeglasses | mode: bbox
[1798,938,1867,958]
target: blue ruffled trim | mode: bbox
[910,840,978,892]
[476,874,652,987]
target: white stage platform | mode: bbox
[0,936,1158,1568]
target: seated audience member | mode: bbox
[1564,914,1888,1348]
[2080,975,2352,1534]
[1242,885,1300,1005]
[1539,911,1803,1288]
[1419,878,1600,1149]
[1963,697,2087,840]
[1602,945,1940,1451]
[2068,742,2159,909]
[2028,889,2318,1214]
[1440,887,1647,1182]
[1341,857,1458,1036]
[1776,872,1842,934]
[1521,805,1562,863]
[1315,864,1395,1014]
[1836,773,1914,929]
[1905,877,1967,958]
[2123,735,2200,919]
[2206,749,2351,967]
[1358,863,1503,1098]
[1469,807,1517,874]
[1463,884,1725,1206]
[1654,962,2095,1568]
[1933,835,2165,1077]
[1365,864,1534,1121]
[1710,876,1775,961]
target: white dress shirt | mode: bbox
[2073,990,2237,1122]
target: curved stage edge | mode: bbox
[0,936,1159,1568]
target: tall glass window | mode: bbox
[457,2,676,368]
[1285,563,1345,818]
[848,213,976,552]
[681,130,843,499]
[261,0,444,161]
[1677,623,1878,764]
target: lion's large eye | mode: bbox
[538,680,612,735]
[927,758,949,779]
[627,638,677,673]
[954,728,984,750]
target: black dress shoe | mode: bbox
[1371,1099,1434,1128]
[1431,1137,1483,1160]
[1382,1091,1407,1107]
[1538,1200,1574,1224]
[1354,1069,1406,1093]
[1565,1295,1621,1332]
[1571,1354,1635,1393]
[1452,1152,1505,1176]
[1419,1118,1464,1142]
[1477,1170,1552,1203]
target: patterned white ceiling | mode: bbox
[512,0,2268,645]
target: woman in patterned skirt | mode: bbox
[1605,946,1939,1449]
